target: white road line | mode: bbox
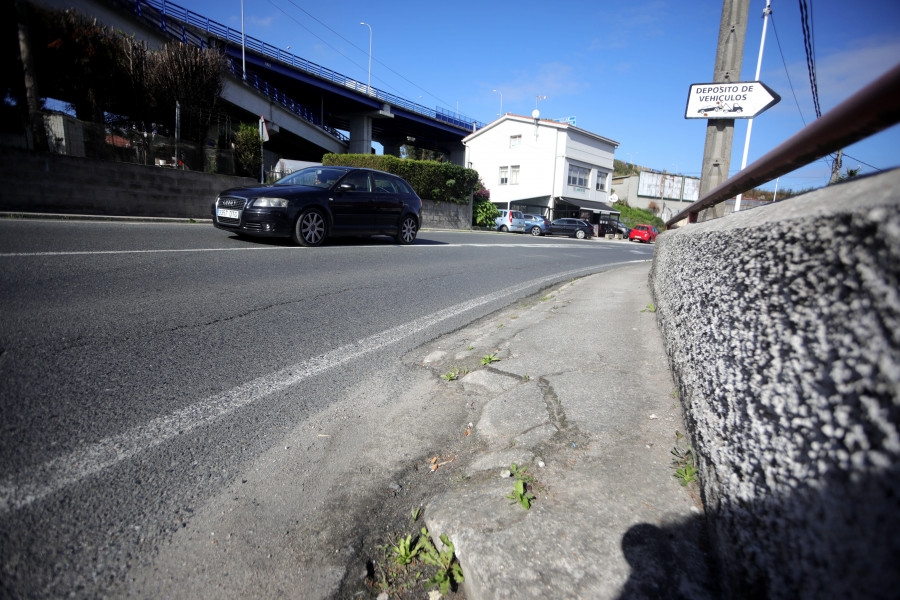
[0,243,632,258]
[0,260,646,514]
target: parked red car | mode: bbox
[629,224,659,243]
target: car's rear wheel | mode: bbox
[530,226,542,236]
[293,209,326,246]
[499,225,508,232]
[395,215,418,245]
[575,229,586,239]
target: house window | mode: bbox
[596,172,607,191]
[510,165,519,185]
[568,165,589,188]
[499,166,508,185]
[510,135,521,148]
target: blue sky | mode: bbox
[185,0,899,192]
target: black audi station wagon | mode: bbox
[213,166,422,246]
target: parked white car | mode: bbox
[495,209,526,233]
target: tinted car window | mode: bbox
[373,175,397,193]
[340,171,372,192]
[277,167,347,188]
[392,177,413,195]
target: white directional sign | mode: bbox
[685,81,781,119]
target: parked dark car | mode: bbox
[523,213,551,236]
[213,166,422,246]
[547,218,594,239]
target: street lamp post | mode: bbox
[492,89,502,116]
[240,0,246,80]
[360,22,372,95]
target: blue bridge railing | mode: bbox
[126,0,485,133]
[227,60,349,142]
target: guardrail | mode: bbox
[127,0,485,132]
[229,61,349,142]
[667,61,900,227]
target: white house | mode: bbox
[463,114,620,222]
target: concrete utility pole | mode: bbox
[697,0,751,221]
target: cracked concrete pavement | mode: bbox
[412,261,715,599]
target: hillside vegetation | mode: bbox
[613,202,666,230]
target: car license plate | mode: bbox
[217,208,240,219]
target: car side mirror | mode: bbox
[338,183,355,191]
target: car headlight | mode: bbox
[252,197,289,208]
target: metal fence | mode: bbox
[40,111,241,175]
[668,62,900,227]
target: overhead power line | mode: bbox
[770,14,807,127]
[798,0,821,118]
[271,0,458,112]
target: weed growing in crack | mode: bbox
[671,433,699,486]
[440,367,469,382]
[674,464,699,486]
[505,463,537,509]
[421,529,465,595]
[373,525,464,596]
[480,353,499,366]
[391,533,422,566]
[507,479,535,509]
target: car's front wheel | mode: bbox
[575,229,586,240]
[293,209,326,246]
[530,226,542,236]
[395,215,418,245]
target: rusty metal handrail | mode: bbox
[668,61,900,228]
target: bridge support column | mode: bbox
[449,143,466,166]
[349,114,373,154]
[381,139,403,158]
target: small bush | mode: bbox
[322,154,478,205]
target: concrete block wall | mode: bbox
[420,198,472,230]
[649,169,900,599]
[0,147,255,219]
[0,147,471,229]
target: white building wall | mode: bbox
[464,115,618,214]
[466,118,558,208]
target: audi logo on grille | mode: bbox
[219,197,245,209]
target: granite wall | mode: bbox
[649,169,900,599]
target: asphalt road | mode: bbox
[0,219,654,598]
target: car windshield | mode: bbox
[275,166,348,189]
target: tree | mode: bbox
[401,144,443,162]
[13,0,48,151]
[234,122,260,177]
[148,43,225,145]
[830,167,861,185]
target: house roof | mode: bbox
[463,114,619,148]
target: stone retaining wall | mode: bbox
[649,169,900,599]
[0,147,255,219]
[0,147,472,229]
